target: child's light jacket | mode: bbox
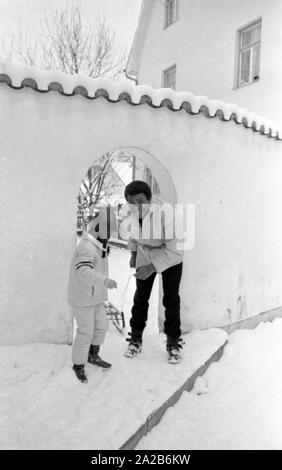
[68,232,108,306]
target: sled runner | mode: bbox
[104,269,133,333]
[104,301,125,333]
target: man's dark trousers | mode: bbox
[130,262,183,340]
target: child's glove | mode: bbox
[105,278,118,289]
[129,251,137,268]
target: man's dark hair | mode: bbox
[124,180,152,201]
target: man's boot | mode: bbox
[166,337,183,364]
[124,331,142,358]
[88,345,112,369]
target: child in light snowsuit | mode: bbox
[68,206,117,383]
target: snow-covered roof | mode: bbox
[126,0,152,78]
[0,61,281,140]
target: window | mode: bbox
[164,0,180,29]
[163,64,177,89]
[146,168,160,195]
[237,19,262,87]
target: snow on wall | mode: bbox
[0,61,281,140]
[0,62,282,344]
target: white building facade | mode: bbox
[127,0,282,126]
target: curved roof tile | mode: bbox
[0,61,281,140]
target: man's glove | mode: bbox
[134,263,155,280]
[129,251,137,268]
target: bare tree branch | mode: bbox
[1,0,126,80]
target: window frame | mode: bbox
[234,17,262,89]
[164,0,180,29]
[162,64,177,90]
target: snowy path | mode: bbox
[2,245,281,450]
[0,328,227,450]
[5,247,281,450]
[137,319,282,450]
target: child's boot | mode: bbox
[73,364,88,383]
[88,345,112,369]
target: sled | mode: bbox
[104,269,133,333]
[104,301,126,333]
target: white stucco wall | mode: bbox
[1,82,282,344]
[0,85,176,345]
[136,0,282,127]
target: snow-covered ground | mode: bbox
[1,245,281,450]
[1,246,228,450]
[137,318,282,450]
[0,327,226,450]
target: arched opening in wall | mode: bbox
[76,147,176,336]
